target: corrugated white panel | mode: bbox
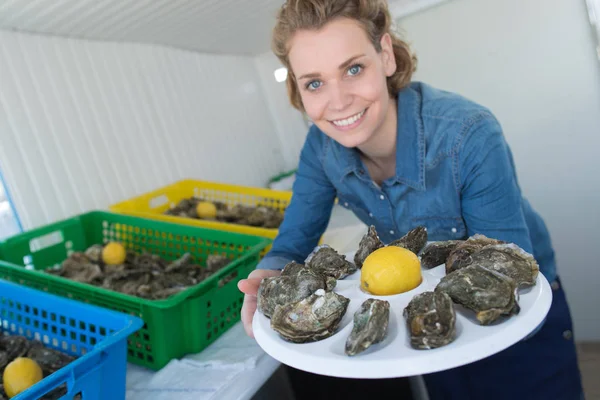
[0,29,285,230]
[0,0,452,56]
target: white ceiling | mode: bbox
[0,0,448,56]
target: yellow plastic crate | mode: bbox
[109,180,292,256]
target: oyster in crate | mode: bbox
[445,234,506,274]
[354,226,384,269]
[345,298,390,356]
[257,273,325,318]
[281,261,337,291]
[270,289,350,343]
[0,336,30,371]
[435,265,520,325]
[306,246,356,280]
[463,244,539,287]
[419,240,463,269]
[404,291,456,349]
[27,342,76,376]
[389,226,428,255]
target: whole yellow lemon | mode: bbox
[3,357,43,398]
[196,202,217,219]
[361,246,422,295]
[102,242,126,265]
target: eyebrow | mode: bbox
[297,54,366,81]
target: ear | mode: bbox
[380,33,397,77]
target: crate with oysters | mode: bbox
[256,226,539,356]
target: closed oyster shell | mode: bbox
[345,298,390,356]
[389,226,428,255]
[281,261,337,291]
[257,274,325,318]
[467,244,539,287]
[306,246,356,279]
[435,265,519,325]
[270,289,350,343]
[354,226,384,269]
[404,291,456,349]
[419,240,463,269]
[445,234,506,274]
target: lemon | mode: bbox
[3,357,43,398]
[102,242,126,265]
[360,246,422,295]
[196,201,217,219]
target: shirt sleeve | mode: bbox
[256,127,337,270]
[457,113,533,254]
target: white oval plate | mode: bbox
[253,251,552,379]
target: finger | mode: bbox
[241,296,257,338]
[237,277,263,296]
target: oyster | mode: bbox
[257,274,325,318]
[354,226,384,269]
[345,299,390,356]
[46,253,103,284]
[445,234,506,274]
[0,336,30,370]
[419,240,463,269]
[281,261,336,291]
[27,343,76,376]
[306,246,357,279]
[270,289,350,343]
[389,226,428,254]
[466,244,539,287]
[404,291,456,349]
[435,265,519,325]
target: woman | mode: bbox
[238,0,584,399]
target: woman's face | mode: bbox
[288,18,397,149]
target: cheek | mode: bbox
[301,95,328,121]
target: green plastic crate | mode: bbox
[0,211,270,370]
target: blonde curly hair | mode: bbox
[272,0,417,111]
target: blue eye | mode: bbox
[348,64,363,76]
[306,80,322,91]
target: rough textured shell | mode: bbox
[445,234,506,273]
[404,291,456,349]
[306,246,356,279]
[419,240,463,269]
[353,226,384,269]
[345,298,390,356]
[257,274,325,318]
[270,289,350,343]
[435,265,520,325]
[466,244,539,287]
[389,226,428,254]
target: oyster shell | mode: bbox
[466,244,539,287]
[345,299,390,356]
[389,226,428,254]
[435,265,519,325]
[27,342,75,376]
[353,226,384,269]
[270,289,350,343]
[445,234,506,274]
[306,246,357,279]
[281,261,336,291]
[257,273,325,318]
[419,240,463,269]
[404,291,456,349]
[0,336,30,370]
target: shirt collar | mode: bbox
[329,83,426,191]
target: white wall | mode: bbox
[0,30,286,230]
[398,0,600,340]
[254,52,310,171]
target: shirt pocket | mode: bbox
[410,216,467,241]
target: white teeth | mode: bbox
[332,109,365,127]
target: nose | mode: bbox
[327,81,352,112]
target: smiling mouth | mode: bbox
[329,108,367,127]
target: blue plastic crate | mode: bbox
[0,279,143,399]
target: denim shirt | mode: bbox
[257,82,557,284]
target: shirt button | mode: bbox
[451,227,457,233]
[390,230,395,235]
[368,213,373,218]
[379,195,385,200]
[563,330,573,340]
[551,281,560,291]
[344,202,349,207]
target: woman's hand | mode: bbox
[237,269,281,338]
